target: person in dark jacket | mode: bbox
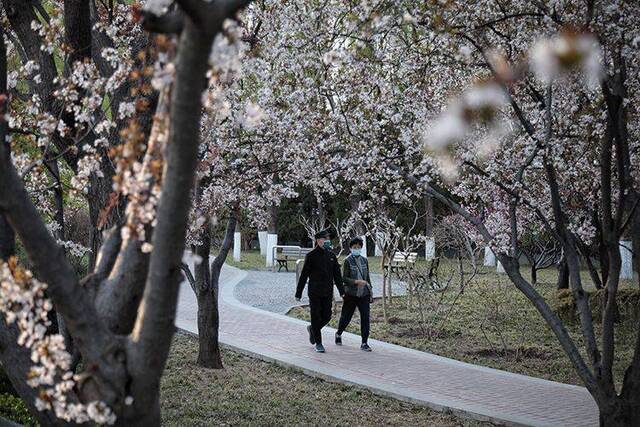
[295,229,345,353]
[335,237,373,351]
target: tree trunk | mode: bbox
[196,286,223,369]
[193,217,224,369]
[0,214,13,260]
[387,266,393,304]
[425,194,434,237]
[557,257,569,289]
[117,398,161,427]
[0,28,13,262]
[599,238,610,289]
[598,399,640,427]
[381,254,388,323]
[268,203,278,234]
[87,165,118,271]
[631,198,640,288]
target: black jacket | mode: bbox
[295,246,345,298]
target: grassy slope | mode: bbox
[161,333,485,426]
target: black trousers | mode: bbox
[337,295,370,343]
[309,295,333,345]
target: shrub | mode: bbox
[550,288,640,323]
[0,393,38,426]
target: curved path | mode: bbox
[176,264,598,427]
[234,270,406,314]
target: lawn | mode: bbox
[161,332,485,426]
[224,249,269,270]
[224,249,441,273]
[1,332,484,426]
[288,261,638,388]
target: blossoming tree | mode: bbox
[0,0,252,424]
[224,1,640,424]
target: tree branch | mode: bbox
[0,114,125,402]
[213,214,238,269]
[126,1,252,414]
[141,10,185,34]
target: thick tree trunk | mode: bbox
[196,285,223,369]
[0,215,13,260]
[193,217,224,368]
[117,397,160,427]
[598,399,640,427]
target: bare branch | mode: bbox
[213,214,238,269]
[94,225,123,279]
[180,262,196,290]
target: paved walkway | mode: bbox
[234,270,406,313]
[176,265,598,427]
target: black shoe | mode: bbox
[315,343,326,353]
[360,343,372,352]
[307,325,315,345]
[335,333,342,345]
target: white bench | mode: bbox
[386,251,418,273]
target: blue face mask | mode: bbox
[322,240,333,250]
[350,248,361,257]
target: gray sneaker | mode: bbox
[315,343,326,353]
[360,343,372,352]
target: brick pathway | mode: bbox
[176,265,598,426]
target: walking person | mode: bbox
[335,237,373,351]
[295,229,345,353]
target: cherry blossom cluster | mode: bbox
[0,259,115,424]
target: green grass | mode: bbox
[161,332,486,426]
[225,250,445,274]
[0,393,38,426]
[224,250,270,270]
[288,263,638,388]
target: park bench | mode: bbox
[386,251,418,275]
[386,252,447,293]
[274,246,313,272]
[407,256,447,292]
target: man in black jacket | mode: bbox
[295,229,345,353]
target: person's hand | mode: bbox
[355,279,367,286]
[340,294,345,299]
